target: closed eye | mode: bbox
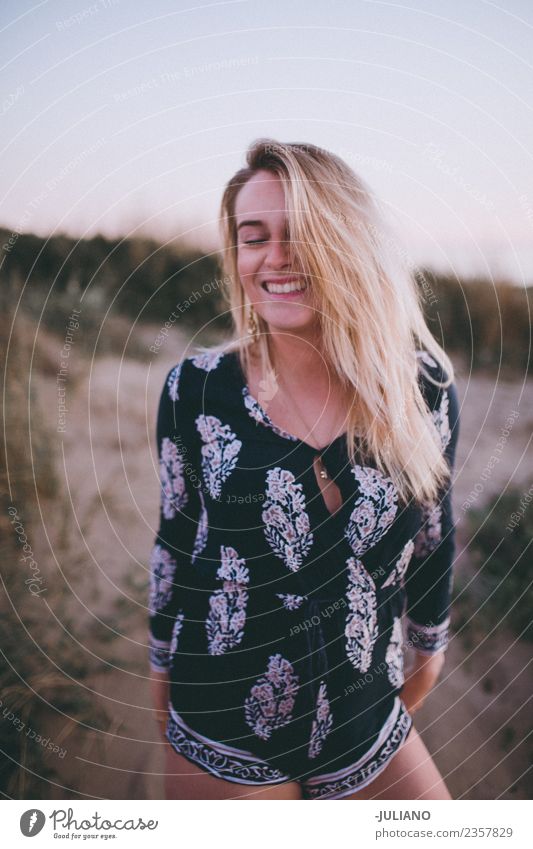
[243,239,266,245]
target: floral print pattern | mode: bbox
[243,388,299,441]
[382,539,415,589]
[160,436,189,520]
[406,616,450,654]
[169,610,185,662]
[345,558,378,672]
[196,414,242,499]
[262,467,314,571]
[149,543,177,614]
[149,635,173,671]
[413,501,442,558]
[433,389,451,451]
[344,465,398,557]
[244,654,300,740]
[167,362,183,402]
[385,617,404,688]
[149,347,458,795]
[308,680,334,759]
[191,351,223,372]
[276,592,308,610]
[191,487,208,563]
[206,545,249,655]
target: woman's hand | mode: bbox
[150,669,170,742]
[400,650,445,715]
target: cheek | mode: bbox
[237,249,261,280]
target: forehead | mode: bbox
[234,169,287,219]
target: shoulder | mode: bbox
[415,348,460,451]
[416,348,453,400]
[162,348,231,404]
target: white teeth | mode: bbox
[264,281,307,294]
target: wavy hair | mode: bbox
[200,137,454,505]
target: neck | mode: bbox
[268,326,327,381]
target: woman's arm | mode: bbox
[402,372,460,712]
[148,361,200,735]
[150,669,171,741]
[400,650,445,714]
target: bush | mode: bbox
[461,487,533,642]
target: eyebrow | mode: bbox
[236,219,265,231]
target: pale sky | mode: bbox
[1,0,533,284]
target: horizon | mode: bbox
[2,0,532,286]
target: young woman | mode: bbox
[149,139,460,800]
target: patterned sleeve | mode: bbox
[404,370,460,656]
[148,361,200,672]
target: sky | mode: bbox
[1,0,533,284]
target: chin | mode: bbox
[260,305,317,333]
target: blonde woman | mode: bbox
[149,139,460,800]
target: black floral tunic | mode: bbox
[148,347,460,800]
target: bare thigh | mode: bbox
[343,725,452,800]
[164,744,303,800]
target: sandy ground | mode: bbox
[31,324,533,799]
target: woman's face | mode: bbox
[234,169,317,335]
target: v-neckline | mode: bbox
[229,350,349,455]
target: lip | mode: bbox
[261,277,308,299]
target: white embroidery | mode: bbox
[243,388,299,441]
[413,501,442,558]
[191,487,208,563]
[382,539,415,588]
[244,654,299,740]
[167,362,183,402]
[206,545,249,655]
[276,593,308,610]
[149,544,177,614]
[149,635,172,671]
[169,611,185,662]
[262,467,314,572]
[160,436,189,520]
[196,414,242,499]
[416,349,438,370]
[191,351,223,371]
[345,558,378,672]
[432,389,451,451]
[344,466,398,557]
[308,680,334,759]
[385,617,404,688]
[406,616,450,654]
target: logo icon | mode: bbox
[20,809,46,836]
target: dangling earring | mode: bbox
[247,305,259,344]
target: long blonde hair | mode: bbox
[201,138,454,505]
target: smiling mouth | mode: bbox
[261,279,308,294]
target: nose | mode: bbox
[264,237,291,269]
